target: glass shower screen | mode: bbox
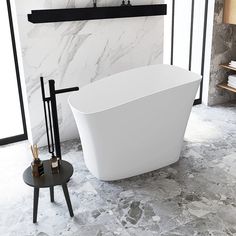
[0,0,27,144]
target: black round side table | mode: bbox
[23,160,74,223]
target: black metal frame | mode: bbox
[40,77,79,159]
[28,4,167,23]
[170,0,175,66]
[170,0,209,106]
[188,0,195,72]
[0,0,28,146]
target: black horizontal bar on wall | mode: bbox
[28,4,167,23]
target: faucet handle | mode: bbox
[127,0,132,6]
[121,0,126,6]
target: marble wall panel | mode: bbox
[14,0,164,146]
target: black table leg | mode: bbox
[33,187,39,223]
[50,187,54,202]
[62,184,74,217]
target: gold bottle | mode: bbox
[50,154,60,174]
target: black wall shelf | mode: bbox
[28,4,167,23]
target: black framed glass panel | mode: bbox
[170,0,209,105]
[0,0,27,145]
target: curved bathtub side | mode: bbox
[70,79,200,181]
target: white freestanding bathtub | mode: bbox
[69,64,201,181]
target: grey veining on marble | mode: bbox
[0,103,236,235]
[14,0,164,146]
[208,0,236,106]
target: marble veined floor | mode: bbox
[0,103,236,236]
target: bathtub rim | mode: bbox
[68,64,201,115]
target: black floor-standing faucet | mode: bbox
[40,77,79,159]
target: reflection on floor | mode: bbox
[0,103,236,236]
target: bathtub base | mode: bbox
[85,154,180,181]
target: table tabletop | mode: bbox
[23,160,73,188]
